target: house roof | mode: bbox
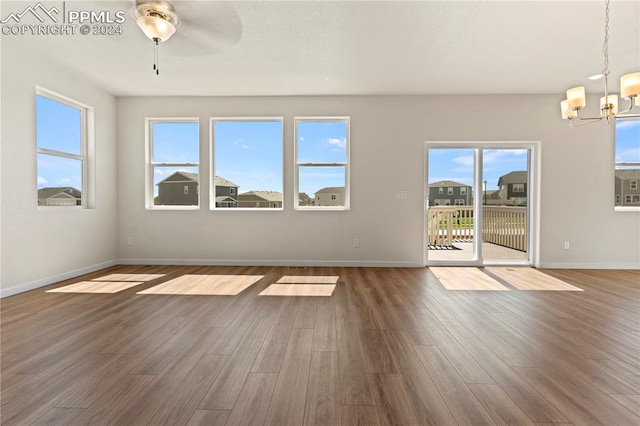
[315,187,345,195]
[428,180,469,188]
[238,191,283,202]
[37,187,81,199]
[157,171,239,187]
[214,176,239,188]
[215,196,238,203]
[498,171,527,186]
[615,169,640,180]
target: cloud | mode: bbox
[242,145,250,150]
[155,169,165,175]
[616,120,640,130]
[37,176,48,186]
[56,178,72,185]
[327,138,346,149]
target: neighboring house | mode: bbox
[497,171,527,205]
[615,169,640,206]
[428,180,473,206]
[298,192,312,206]
[155,172,239,206]
[315,187,345,206]
[155,171,199,206]
[37,187,81,206]
[213,176,239,208]
[238,191,283,208]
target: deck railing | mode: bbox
[427,205,526,251]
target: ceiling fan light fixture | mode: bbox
[136,14,176,42]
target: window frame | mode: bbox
[513,183,525,193]
[294,116,351,211]
[209,117,284,211]
[615,117,640,212]
[36,87,93,209]
[145,117,200,210]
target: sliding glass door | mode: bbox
[425,143,534,266]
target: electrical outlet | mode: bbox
[563,241,570,250]
[353,238,360,248]
[127,237,134,246]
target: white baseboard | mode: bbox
[118,258,424,268]
[0,260,119,298]
[538,262,639,270]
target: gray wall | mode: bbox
[116,95,639,269]
[1,41,118,294]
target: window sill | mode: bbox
[614,206,640,212]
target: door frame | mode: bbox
[424,141,540,267]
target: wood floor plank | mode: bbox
[381,329,457,425]
[313,298,337,351]
[264,328,314,426]
[225,373,278,426]
[468,383,535,425]
[148,354,228,425]
[304,351,339,426]
[199,317,274,410]
[30,407,86,425]
[371,373,419,425]
[251,298,297,373]
[414,345,496,425]
[186,409,230,426]
[336,315,376,406]
[340,405,380,426]
[441,320,570,423]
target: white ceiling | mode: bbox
[4,0,640,97]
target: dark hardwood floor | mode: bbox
[1,265,638,425]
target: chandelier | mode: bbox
[560,0,639,126]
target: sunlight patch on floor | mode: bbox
[487,267,583,291]
[137,275,264,296]
[430,267,510,291]
[47,281,145,294]
[259,284,336,297]
[276,276,339,284]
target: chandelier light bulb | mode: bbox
[566,87,586,111]
[620,72,640,99]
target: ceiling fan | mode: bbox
[132,0,243,75]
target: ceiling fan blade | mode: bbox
[166,1,243,57]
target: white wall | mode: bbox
[1,41,118,296]
[117,95,639,269]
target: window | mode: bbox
[36,89,92,208]
[625,195,640,204]
[454,199,465,206]
[513,183,525,193]
[615,117,640,210]
[147,119,199,209]
[447,187,453,195]
[211,118,283,209]
[295,117,350,209]
[438,187,444,194]
[434,199,450,206]
[460,187,467,195]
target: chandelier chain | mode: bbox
[602,0,610,75]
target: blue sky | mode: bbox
[36,95,82,190]
[615,118,640,167]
